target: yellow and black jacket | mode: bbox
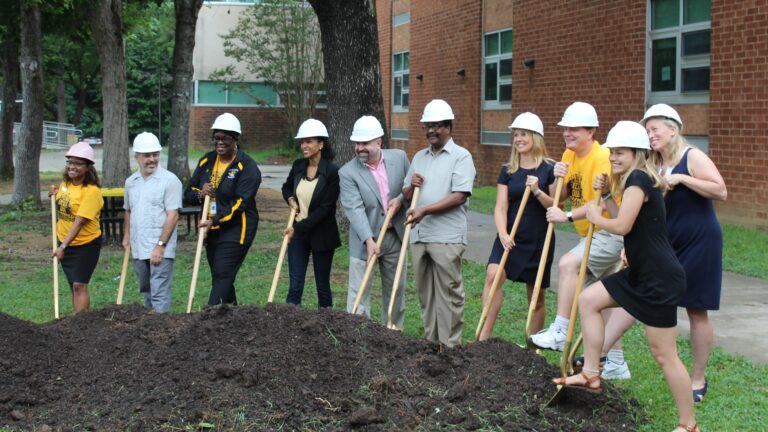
[184,150,261,245]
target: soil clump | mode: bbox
[1,304,639,431]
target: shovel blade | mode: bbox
[546,384,566,406]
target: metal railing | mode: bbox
[13,121,83,149]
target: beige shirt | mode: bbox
[295,177,318,222]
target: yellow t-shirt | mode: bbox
[209,156,229,216]
[55,182,103,245]
[563,141,611,236]
[295,177,318,222]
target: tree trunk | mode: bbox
[0,34,19,180]
[166,0,203,185]
[307,0,387,163]
[87,0,130,187]
[56,79,67,123]
[11,2,44,208]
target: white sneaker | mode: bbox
[601,359,631,380]
[528,322,566,351]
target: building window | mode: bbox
[483,29,512,109]
[648,0,711,104]
[393,52,409,112]
[194,81,279,106]
[393,12,410,27]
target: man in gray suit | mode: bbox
[340,116,410,327]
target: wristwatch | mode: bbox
[566,211,574,222]
[157,240,166,247]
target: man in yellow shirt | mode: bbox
[528,102,630,380]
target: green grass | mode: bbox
[1,207,767,431]
[470,186,768,280]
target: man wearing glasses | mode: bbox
[339,116,410,327]
[403,99,476,347]
[123,132,182,312]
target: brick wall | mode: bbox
[709,0,768,225]
[188,106,327,151]
[408,0,483,166]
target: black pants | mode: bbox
[286,237,334,308]
[205,232,250,305]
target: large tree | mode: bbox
[11,1,44,208]
[306,0,385,163]
[0,21,20,180]
[166,0,203,184]
[86,0,130,187]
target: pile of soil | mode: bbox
[1,304,639,431]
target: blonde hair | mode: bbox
[610,148,667,197]
[506,130,552,173]
[648,117,688,168]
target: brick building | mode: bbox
[376,0,768,227]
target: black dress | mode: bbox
[602,170,686,328]
[487,162,555,286]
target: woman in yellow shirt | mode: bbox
[50,141,103,313]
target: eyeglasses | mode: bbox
[422,122,446,131]
[212,134,235,144]
[65,160,87,167]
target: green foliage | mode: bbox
[215,0,324,149]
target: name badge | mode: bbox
[210,200,217,215]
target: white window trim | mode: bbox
[482,28,513,110]
[392,51,410,113]
[646,1,710,105]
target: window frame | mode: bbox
[482,28,513,110]
[646,0,711,105]
[392,51,410,113]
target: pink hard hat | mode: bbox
[66,141,96,164]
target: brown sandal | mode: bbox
[673,423,699,432]
[552,371,602,394]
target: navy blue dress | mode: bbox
[666,148,723,310]
[487,161,555,286]
[603,170,686,328]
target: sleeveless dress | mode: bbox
[665,147,723,310]
[487,161,556,286]
[603,170,686,328]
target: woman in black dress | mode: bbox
[553,121,698,432]
[478,112,557,340]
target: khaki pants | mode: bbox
[411,242,466,348]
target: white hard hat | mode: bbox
[508,112,544,136]
[603,121,651,150]
[641,103,683,128]
[350,116,384,142]
[558,102,599,128]
[420,99,455,122]
[132,132,161,153]
[211,113,241,134]
[295,119,329,139]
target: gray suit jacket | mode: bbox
[339,149,410,261]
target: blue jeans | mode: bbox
[286,237,334,308]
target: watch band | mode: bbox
[566,211,574,222]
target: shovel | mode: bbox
[50,196,60,320]
[524,177,565,343]
[351,206,396,314]
[547,192,601,406]
[186,195,211,313]
[387,186,420,329]
[267,208,297,303]
[116,245,130,304]
[475,186,532,340]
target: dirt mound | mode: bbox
[1,305,639,431]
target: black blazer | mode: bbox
[281,158,341,252]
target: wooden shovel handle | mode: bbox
[267,208,297,303]
[187,195,211,313]
[475,186,532,340]
[524,176,565,340]
[559,192,601,378]
[387,187,420,329]
[351,206,396,314]
[117,245,130,304]
[51,196,60,320]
